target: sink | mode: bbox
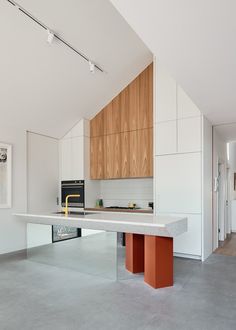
[53,211,95,216]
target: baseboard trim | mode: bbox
[174,252,201,260]
[0,249,27,262]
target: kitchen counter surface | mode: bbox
[84,207,153,214]
[14,212,187,237]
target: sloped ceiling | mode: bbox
[0,0,152,138]
[111,0,236,127]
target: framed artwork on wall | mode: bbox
[0,143,12,208]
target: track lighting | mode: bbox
[47,30,54,44]
[89,61,95,74]
[6,0,104,73]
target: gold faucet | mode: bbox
[64,194,80,216]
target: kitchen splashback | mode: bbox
[100,178,153,209]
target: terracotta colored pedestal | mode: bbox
[125,233,173,289]
[125,233,144,273]
[144,236,173,289]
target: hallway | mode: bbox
[215,234,236,257]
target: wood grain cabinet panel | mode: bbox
[104,95,121,135]
[120,88,129,133]
[120,132,130,178]
[129,76,139,131]
[90,111,104,138]
[90,63,153,179]
[129,130,139,177]
[104,134,121,179]
[90,136,104,179]
[138,128,153,177]
[138,63,153,130]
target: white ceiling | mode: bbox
[0,0,152,138]
[111,0,236,127]
[214,123,236,143]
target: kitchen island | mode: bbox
[15,212,187,289]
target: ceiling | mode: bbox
[111,0,236,127]
[214,123,236,143]
[0,0,152,138]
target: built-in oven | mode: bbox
[61,180,84,208]
[52,180,84,243]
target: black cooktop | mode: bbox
[105,206,141,210]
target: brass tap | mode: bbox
[64,194,80,216]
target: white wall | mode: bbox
[0,125,27,254]
[100,178,153,208]
[154,61,212,260]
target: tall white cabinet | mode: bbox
[59,119,100,208]
[154,63,212,261]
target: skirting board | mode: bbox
[174,252,201,260]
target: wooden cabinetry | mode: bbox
[90,136,104,179]
[129,128,153,178]
[104,133,121,178]
[90,63,153,179]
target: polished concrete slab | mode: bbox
[1,253,236,329]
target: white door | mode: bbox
[218,163,226,242]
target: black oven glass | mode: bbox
[61,180,84,208]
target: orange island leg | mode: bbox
[125,233,144,273]
[125,233,174,289]
[144,235,173,289]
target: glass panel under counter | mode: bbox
[26,224,137,282]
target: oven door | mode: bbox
[61,180,84,208]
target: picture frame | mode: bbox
[0,143,12,208]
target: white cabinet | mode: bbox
[60,137,84,180]
[60,139,72,180]
[174,214,202,257]
[155,121,177,155]
[156,66,177,122]
[71,137,84,179]
[155,152,202,214]
[178,116,202,153]
[177,86,201,119]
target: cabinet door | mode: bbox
[104,95,121,135]
[71,137,84,179]
[129,130,139,177]
[60,139,72,180]
[129,76,139,131]
[139,63,153,129]
[104,133,121,179]
[90,136,104,179]
[129,128,153,178]
[90,111,104,137]
[120,88,129,132]
[120,132,129,177]
[138,128,153,177]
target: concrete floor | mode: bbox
[1,253,236,330]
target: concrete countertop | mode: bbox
[14,212,187,237]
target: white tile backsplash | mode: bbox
[100,178,153,208]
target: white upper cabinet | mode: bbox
[60,119,86,181]
[71,137,84,179]
[156,66,177,122]
[155,121,177,155]
[60,139,72,180]
[178,116,202,153]
[177,86,201,119]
